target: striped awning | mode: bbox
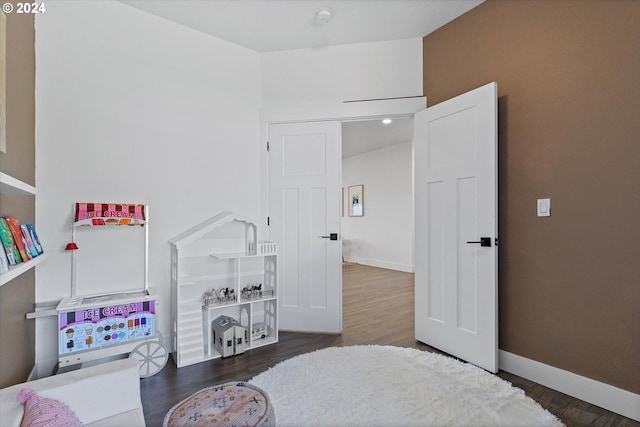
[74,203,146,226]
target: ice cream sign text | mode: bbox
[86,209,136,219]
[83,304,138,320]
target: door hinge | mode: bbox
[266,141,270,152]
[267,216,270,226]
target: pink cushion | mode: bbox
[16,388,82,427]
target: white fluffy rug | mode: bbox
[250,345,564,427]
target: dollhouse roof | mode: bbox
[168,211,256,248]
[212,315,244,334]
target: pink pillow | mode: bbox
[16,388,82,427]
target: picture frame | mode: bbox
[348,184,364,217]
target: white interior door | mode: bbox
[268,121,342,333]
[414,82,498,372]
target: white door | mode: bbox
[414,82,498,372]
[268,121,342,333]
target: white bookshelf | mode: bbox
[0,253,48,287]
[0,172,45,287]
[0,172,37,195]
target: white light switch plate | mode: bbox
[537,198,551,217]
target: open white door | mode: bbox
[268,121,342,333]
[414,82,498,372]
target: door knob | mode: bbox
[320,233,338,241]
[466,237,491,247]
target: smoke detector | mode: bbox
[315,8,333,25]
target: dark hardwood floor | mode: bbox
[141,264,638,426]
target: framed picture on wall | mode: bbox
[348,184,364,217]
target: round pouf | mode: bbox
[163,382,275,427]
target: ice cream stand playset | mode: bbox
[55,203,168,377]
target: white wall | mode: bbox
[342,142,413,272]
[34,1,261,370]
[260,38,424,122]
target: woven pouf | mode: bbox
[163,382,275,427]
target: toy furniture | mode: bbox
[56,203,168,377]
[211,315,247,358]
[169,212,277,367]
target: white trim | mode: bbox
[499,350,640,422]
[260,97,426,124]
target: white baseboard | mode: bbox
[346,256,414,273]
[499,350,640,422]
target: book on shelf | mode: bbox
[22,224,43,256]
[0,218,22,265]
[0,247,8,273]
[20,224,40,258]
[4,216,31,261]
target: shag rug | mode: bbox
[250,345,564,427]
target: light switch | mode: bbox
[537,198,550,217]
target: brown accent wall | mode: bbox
[423,0,640,393]
[0,9,35,387]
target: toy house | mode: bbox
[211,315,247,358]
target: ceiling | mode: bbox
[118,0,482,158]
[342,117,413,158]
[120,0,483,53]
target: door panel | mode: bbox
[415,82,498,372]
[282,187,300,307]
[457,176,478,334]
[269,121,342,333]
[283,134,327,176]
[427,180,445,322]
[310,187,328,308]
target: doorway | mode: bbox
[341,116,415,273]
[341,116,416,332]
[264,97,426,334]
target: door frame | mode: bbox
[260,97,426,242]
[259,98,426,331]
[267,120,344,333]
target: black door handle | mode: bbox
[466,237,491,247]
[320,233,338,241]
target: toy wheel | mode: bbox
[129,339,168,378]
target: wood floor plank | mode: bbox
[140,264,638,426]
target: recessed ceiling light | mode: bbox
[382,118,393,125]
[315,8,333,25]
